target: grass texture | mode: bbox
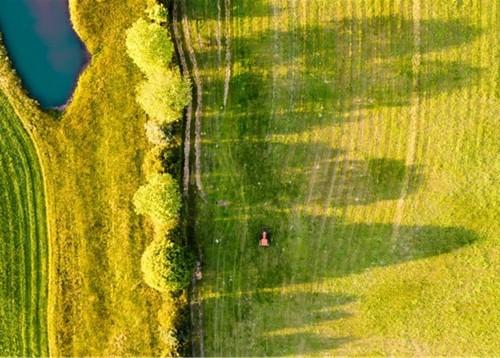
[0,92,48,356]
[175,0,499,355]
[1,0,170,355]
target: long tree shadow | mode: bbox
[206,217,478,290]
[204,139,421,208]
[194,15,482,118]
[195,16,481,66]
[183,0,275,21]
[201,290,357,355]
[206,59,482,115]
[183,5,484,355]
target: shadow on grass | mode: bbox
[194,16,481,63]
[205,60,482,114]
[202,290,357,355]
[205,216,478,290]
[183,0,275,21]
[205,139,421,208]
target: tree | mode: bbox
[136,69,191,125]
[144,120,167,145]
[133,173,181,230]
[126,18,174,76]
[146,3,168,24]
[141,238,191,292]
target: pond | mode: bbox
[0,0,88,109]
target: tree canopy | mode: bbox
[125,18,174,76]
[133,173,181,230]
[136,69,191,125]
[141,238,191,293]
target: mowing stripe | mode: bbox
[391,0,421,245]
[0,93,48,356]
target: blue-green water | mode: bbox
[0,0,87,108]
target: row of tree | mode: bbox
[125,3,192,355]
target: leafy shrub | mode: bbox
[136,69,191,125]
[145,120,167,145]
[143,145,167,178]
[141,238,191,293]
[133,173,181,230]
[125,18,174,76]
[146,3,168,24]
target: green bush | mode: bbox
[133,173,181,230]
[125,18,174,76]
[144,120,167,145]
[136,69,191,125]
[141,238,191,293]
[142,145,167,179]
[146,3,168,24]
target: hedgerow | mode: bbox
[126,3,192,355]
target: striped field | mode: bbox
[0,92,48,356]
[175,0,499,355]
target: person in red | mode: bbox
[259,230,270,247]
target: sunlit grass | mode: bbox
[178,0,498,355]
[0,93,48,356]
[1,0,171,355]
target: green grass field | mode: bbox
[0,93,48,356]
[1,0,171,355]
[176,0,499,355]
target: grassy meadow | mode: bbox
[1,0,173,355]
[176,0,499,355]
[0,92,48,356]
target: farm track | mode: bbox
[0,95,48,356]
[180,0,499,355]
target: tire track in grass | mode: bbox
[180,0,204,193]
[172,0,193,194]
[391,0,421,245]
[172,3,204,355]
[310,0,359,282]
[222,0,232,108]
[216,0,223,65]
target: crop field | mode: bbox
[176,0,499,355]
[0,93,48,356]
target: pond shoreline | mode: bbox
[0,0,89,110]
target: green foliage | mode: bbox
[146,3,168,24]
[144,120,167,145]
[143,145,167,179]
[136,69,191,125]
[141,238,191,293]
[133,173,181,231]
[125,18,174,76]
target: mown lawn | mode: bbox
[1,0,171,355]
[176,0,499,355]
[0,93,48,356]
